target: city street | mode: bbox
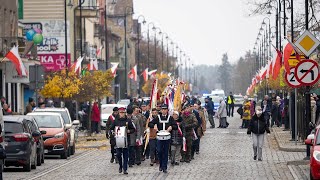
[4,114,307,180]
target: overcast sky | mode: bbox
[133,0,265,66]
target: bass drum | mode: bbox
[156,130,171,141]
[115,126,127,148]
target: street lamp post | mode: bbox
[64,0,73,75]
[160,32,168,72]
[104,1,116,70]
[147,22,155,69]
[153,27,161,69]
[166,37,170,72]
[124,6,134,97]
[136,15,146,95]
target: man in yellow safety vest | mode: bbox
[227,92,235,117]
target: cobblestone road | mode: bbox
[4,114,307,180]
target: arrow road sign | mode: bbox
[294,59,320,86]
[285,67,302,88]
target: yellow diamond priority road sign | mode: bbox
[294,30,320,57]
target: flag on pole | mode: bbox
[272,47,282,80]
[142,68,149,81]
[96,46,103,56]
[74,56,84,73]
[150,79,158,109]
[283,39,301,74]
[128,65,137,81]
[4,46,28,76]
[87,59,98,70]
[110,63,119,77]
[148,69,157,79]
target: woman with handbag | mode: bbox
[247,106,270,161]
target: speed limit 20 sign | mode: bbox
[285,67,302,88]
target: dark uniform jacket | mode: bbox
[148,114,177,132]
[110,116,136,147]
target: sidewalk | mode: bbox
[272,127,306,152]
[76,131,109,149]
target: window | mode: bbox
[33,115,62,128]
[4,122,23,134]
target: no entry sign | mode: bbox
[285,67,302,88]
[294,59,320,86]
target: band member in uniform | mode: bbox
[149,104,177,173]
[106,107,119,163]
[110,107,135,175]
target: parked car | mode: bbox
[3,116,43,171]
[26,116,45,166]
[305,127,319,180]
[33,108,79,156]
[101,104,126,129]
[28,112,71,159]
[234,95,244,107]
[0,103,4,172]
[117,99,130,106]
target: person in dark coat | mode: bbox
[25,97,35,115]
[261,95,272,126]
[110,107,135,175]
[170,111,183,166]
[205,97,215,128]
[106,107,119,163]
[247,106,270,161]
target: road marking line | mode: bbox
[28,150,97,180]
[288,165,299,180]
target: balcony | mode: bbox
[0,37,25,58]
[75,0,99,18]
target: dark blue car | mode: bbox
[4,116,42,171]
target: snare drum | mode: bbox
[156,130,171,141]
[115,126,127,148]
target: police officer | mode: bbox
[149,104,177,173]
[110,107,135,175]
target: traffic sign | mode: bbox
[285,67,302,88]
[294,30,320,57]
[294,59,320,86]
[288,50,305,67]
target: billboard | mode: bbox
[21,20,70,71]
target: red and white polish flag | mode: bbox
[110,63,119,77]
[5,46,28,77]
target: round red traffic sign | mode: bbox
[285,67,302,88]
[294,59,320,86]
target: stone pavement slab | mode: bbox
[272,127,306,152]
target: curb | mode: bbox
[287,160,309,166]
[76,144,109,149]
[272,128,306,152]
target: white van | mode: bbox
[211,89,225,98]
